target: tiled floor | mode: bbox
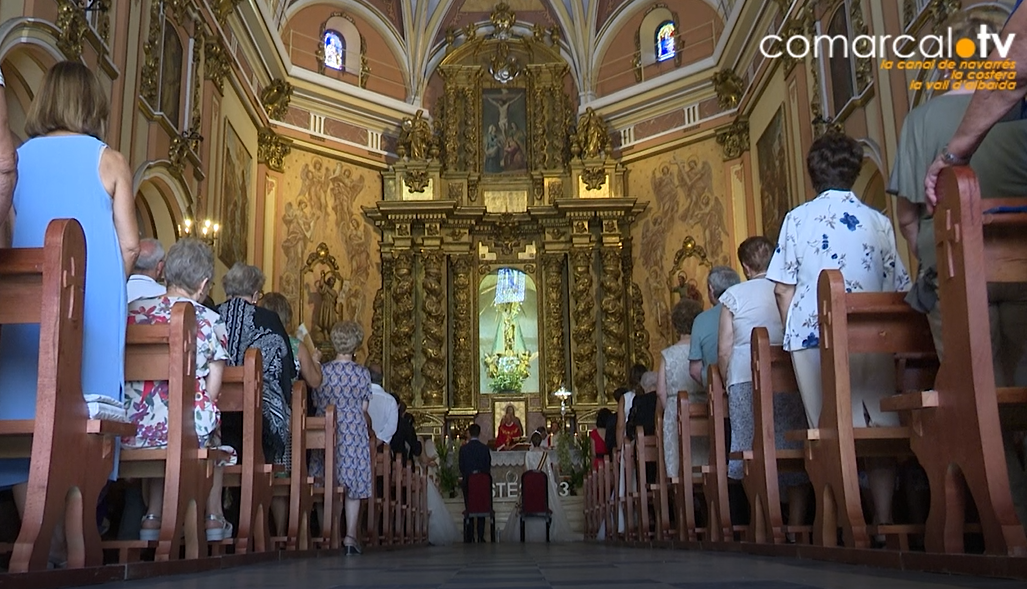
[77,544,1025,589]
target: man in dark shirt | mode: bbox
[458,424,492,542]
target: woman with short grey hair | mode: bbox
[217,263,296,500]
[310,320,372,554]
[124,238,235,541]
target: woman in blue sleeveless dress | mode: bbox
[0,62,140,551]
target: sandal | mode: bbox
[139,514,161,542]
[206,514,233,542]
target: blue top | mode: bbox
[688,303,722,388]
[0,135,127,488]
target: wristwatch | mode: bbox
[941,147,970,166]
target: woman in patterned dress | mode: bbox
[216,264,296,474]
[257,292,322,536]
[310,320,371,555]
[123,238,235,541]
[657,298,705,478]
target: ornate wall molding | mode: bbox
[368,285,384,369]
[621,241,652,371]
[257,128,292,172]
[212,0,243,26]
[715,119,750,160]
[850,0,873,93]
[420,251,447,406]
[390,251,416,405]
[599,247,626,401]
[450,254,475,408]
[260,78,293,121]
[570,247,598,404]
[140,0,163,106]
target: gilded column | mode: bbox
[390,251,416,405]
[541,253,567,395]
[367,255,387,370]
[420,251,447,406]
[450,254,475,408]
[599,247,627,401]
[622,239,652,369]
[569,247,598,404]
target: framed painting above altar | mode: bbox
[482,88,527,174]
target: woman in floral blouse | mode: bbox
[123,238,235,542]
[767,132,911,533]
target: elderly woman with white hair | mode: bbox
[124,238,234,541]
[216,263,296,474]
[310,320,372,555]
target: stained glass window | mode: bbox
[494,268,526,305]
[323,30,344,71]
[656,21,676,62]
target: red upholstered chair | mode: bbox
[463,472,496,542]
[520,469,552,542]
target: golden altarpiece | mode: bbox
[364,4,652,437]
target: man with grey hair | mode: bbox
[689,265,740,387]
[127,238,167,303]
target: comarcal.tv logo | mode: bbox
[761,24,1017,91]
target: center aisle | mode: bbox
[71,544,1022,589]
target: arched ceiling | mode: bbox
[281,0,736,102]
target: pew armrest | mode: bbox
[785,429,819,443]
[880,391,939,412]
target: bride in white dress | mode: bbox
[421,437,460,546]
[500,432,576,542]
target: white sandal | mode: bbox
[206,514,233,542]
[139,514,161,542]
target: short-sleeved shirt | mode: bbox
[766,190,911,352]
[688,303,722,387]
[718,278,783,387]
[887,93,1027,311]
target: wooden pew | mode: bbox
[219,348,273,555]
[106,302,220,563]
[880,167,1027,555]
[633,418,671,541]
[619,442,638,541]
[745,327,811,545]
[601,453,616,539]
[0,219,135,572]
[305,405,338,549]
[790,269,931,548]
[703,369,735,542]
[270,381,313,551]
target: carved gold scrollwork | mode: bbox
[404,170,430,193]
[451,255,475,408]
[204,38,230,93]
[168,129,202,176]
[547,179,563,204]
[929,0,962,32]
[260,78,293,121]
[581,167,607,191]
[715,119,750,161]
[258,128,292,173]
[56,0,88,61]
[599,248,626,401]
[420,251,447,406]
[622,244,652,369]
[712,68,745,111]
[213,0,243,25]
[391,251,416,405]
[140,0,163,105]
[570,248,598,404]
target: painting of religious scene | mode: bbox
[218,121,251,267]
[159,24,183,127]
[482,88,527,174]
[756,107,791,243]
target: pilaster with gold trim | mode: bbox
[450,254,476,409]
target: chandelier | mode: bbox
[179,218,220,246]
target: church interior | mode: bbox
[3,0,1027,587]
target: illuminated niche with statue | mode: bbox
[362,2,653,441]
[480,268,539,394]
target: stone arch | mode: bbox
[132,162,191,246]
[0,22,64,141]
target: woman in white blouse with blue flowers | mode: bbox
[767,132,911,532]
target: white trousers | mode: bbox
[790,348,900,430]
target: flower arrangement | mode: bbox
[435,437,461,498]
